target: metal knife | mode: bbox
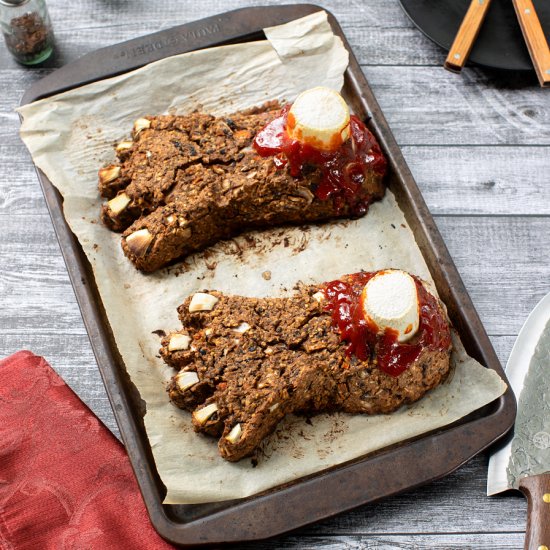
[487,291,550,550]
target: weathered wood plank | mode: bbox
[1,5,548,152]
[490,335,516,368]
[253,533,524,549]
[435,216,550,335]
[400,146,550,216]
[364,67,550,146]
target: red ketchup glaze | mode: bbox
[322,272,452,377]
[253,104,387,215]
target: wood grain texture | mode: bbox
[251,533,526,549]
[518,472,550,550]
[1,0,547,548]
[364,67,550,146]
[445,0,492,72]
[400,146,550,216]
[512,0,550,87]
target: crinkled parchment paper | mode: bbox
[18,12,506,504]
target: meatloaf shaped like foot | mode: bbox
[122,153,384,272]
[99,102,281,230]
[99,103,386,272]
[161,277,452,462]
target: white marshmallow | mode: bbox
[287,87,350,151]
[361,270,420,342]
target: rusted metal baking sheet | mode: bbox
[21,4,515,546]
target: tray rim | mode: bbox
[20,4,516,546]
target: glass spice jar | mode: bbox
[0,0,54,65]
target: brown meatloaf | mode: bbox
[99,102,281,227]
[98,102,386,272]
[161,275,452,462]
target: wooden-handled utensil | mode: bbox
[512,0,550,87]
[487,291,550,550]
[444,0,492,72]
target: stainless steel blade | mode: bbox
[487,291,550,495]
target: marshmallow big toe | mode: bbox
[287,87,350,151]
[361,270,420,342]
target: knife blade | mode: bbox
[487,291,550,550]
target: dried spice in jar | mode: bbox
[0,0,54,65]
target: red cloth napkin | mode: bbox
[0,351,174,549]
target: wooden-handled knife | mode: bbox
[487,291,550,550]
[512,0,550,87]
[445,0,550,87]
[444,0,492,72]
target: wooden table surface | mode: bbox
[2,1,548,548]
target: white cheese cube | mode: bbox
[189,293,219,312]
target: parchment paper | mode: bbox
[18,12,506,504]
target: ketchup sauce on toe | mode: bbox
[253,104,387,215]
[322,272,451,377]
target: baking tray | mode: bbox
[20,5,516,546]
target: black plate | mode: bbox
[399,0,550,71]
